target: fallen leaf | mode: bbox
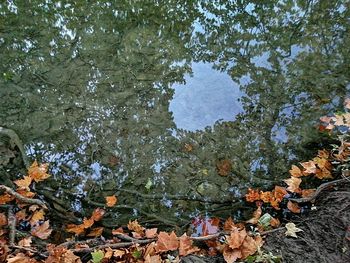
[301,189,316,198]
[223,217,236,232]
[113,249,125,258]
[270,217,280,228]
[240,235,263,259]
[300,161,316,175]
[145,228,158,238]
[15,210,27,221]
[105,195,117,207]
[144,254,162,263]
[0,213,7,226]
[317,149,329,159]
[260,191,273,203]
[0,193,15,204]
[289,165,303,177]
[156,231,179,252]
[246,206,262,224]
[245,188,260,202]
[87,227,104,237]
[112,227,124,235]
[216,159,232,176]
[284,177,302,193]
[14,176,32,190]
[285,222,303,238]
[287,201,301,213]
[66,224,85,235]
[6,252,37,263]
[28,160,51,182]
[31,220,52,239]
[273,186,287,202]
[16,189,36,199]
[223,246,242,263]
[127,220,144,236]
[91,250,104,263]
[91,208,105,221]
[30,209,45,226]
[61,250,82,263]
[18,237,32,247]
[226,228,247,249]
[315,168,333,179]
[179,233,200,256]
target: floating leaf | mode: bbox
[285,223,303,238]
[28,160,51,182]
[105,195,117,207]
[289,165,303,177]
[245,188,260,202]
[91,208,105,221]
[14,176,32,190]
[284,177,302,193]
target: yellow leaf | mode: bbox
[28,160,51,182]
[105,195,117,207]
[14,176,32,190]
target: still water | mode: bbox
[1,1,349,225]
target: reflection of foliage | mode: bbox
[1,0,350,224]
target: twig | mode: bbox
[190,231,229,241]
[10,245,47,258]
[289,178,350,203]
[0,185,47,209]
[8,205,16,246]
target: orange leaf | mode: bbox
[14,176,32,190]
[301,189,316,198]
[18,237,32,247]
[223,246,242,263]
[273,186,287,202]
[240,235,263,259]
[300,161,316,175]
[91,208,105,221]
[82,217,94,229]
[28,160,51,182]
[223,217,236,232]
[145,228,158,238]
[260,191,273,203]
[245,188,260,202]
[315,168,333,179]
[87,227,104,237]
[179,233,200,256]
[284,177,302,193]
[30,209,45,226]
[317,149,329,159]
[105,195,117,207]
[287,201,301,213]
[127,220,145,236]
[0,193,15,204]
[0,213,7,227]
[226,228,247,249]
[270,217,280,228]
[112,227,124,235]
[16,189,35,199]
[156,231,179,253]
[15,210,27,221]
[66,224,85,235]
[289,165,303,177]
[246,206,262,224]
[31,220,52,239]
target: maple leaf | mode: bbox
[287,201,301,213]
[179,233,200,256]
[246,206,262,224]
[29,209,45,226]
[284,177,302,193]
[156,231,179,252]
[16,189,36,199]
[18,237,32,247]
[28,160,51,182]
[216,159,232,176]
[289,165,303,177]
[301,189,315,198]
[315,168,333,179]
[0,193,15,204]
[223,217,236,232]
[82,217,94,229]
[87,227,104,237]
[245,188,260,202]
[14,176,32,190]
[145,228,158,238]
[15,210,27,221]
[6,253,38,263]
[66,224,85,235]
[91,208,105,221]
[144,254,162,263]
[226,228,247,249]
[223,246,242,263]
[285,222,303,238]
[260,191,273,203]
[105,195,117,207]
[240,235,263,259]
[300,161,317,175]
[31,220,52,239]
[127,220,145,236]
[313,157,332,170]
[0,213,7,227]
[112,227,124,235]
[273,186,287,202]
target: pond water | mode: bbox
[1,1,349,226]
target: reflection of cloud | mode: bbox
[169,62,243,131]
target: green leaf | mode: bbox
[132,250,142,259]
[91,250,104,263]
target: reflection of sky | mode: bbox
[169,62,244,131]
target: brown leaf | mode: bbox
[16,189,35,199]
[113,249,126,258]
[245,188,260,202]
[31,220,52,239]
[127,220,145,236]
[87,227,104,237]
[112,227,124,235]
[289,165,303,177]
[144,254,162,263]
[270,217,280,228]
[223,246,241,263]
[0,193,15,204]
[246,206,262,224]
[300,161,316,175]
[301,189,316,198]
[61,250,82,263]
[240,235,263,259]
[15,210,27,221]
[315,168,333,179]
[14,176,32,190]
[284,177,302,193]
[317,149,329,159]
[28,160,51,182]
[156,231,179,253]
[226,228,247,249]
[287,201,301,213]
[30,209,45,226]
[18,236,32,247]
[82,217,94,229]
[145,228,158,238]
[223,217,236,232]
[66,224,85,235]
[105,195,117,207]
[6,252,38,263]
[0,213,7,227]
[91,208,105,221]
[179,233,200,256]
[216,159,232,176]
[260,191,273,203]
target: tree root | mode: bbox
[0,185,47,209]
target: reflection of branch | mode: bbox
[289,178,349,203]
[0,185,47,209]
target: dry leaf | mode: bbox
[260,191,273,203]
[245,188,260,202]
[179,233,200,256]
[66,224,85,235]
[112,227,124,235]
[223,217,236,232]
[223,246,242,263]
[315,168,333,179]
[31,220,52,239]
[6,253,37,263]
[273,186,288,202]
[285,222,303,238]
[145,228,158,238]
[28,160,51,182]
[30,209,45,226]
[284,177,302,193]
[127,220,145,236]
[287,201,301,213]
[0,193,15,204]
[246,206,262,224]
[240,235,263,259]
[301,189,316,198]
[87,227,104,237]
[144,254,162,263]
[14,176,32,190]
[289,165,303,177]
[18,236,32,247]
[105,195,117,207]
[156,231,179,252]
[300,161,316,175]
[226,228,247,249]
[91,208,105,221]
[0,213,7,226]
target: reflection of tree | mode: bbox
[0,0,349,225]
